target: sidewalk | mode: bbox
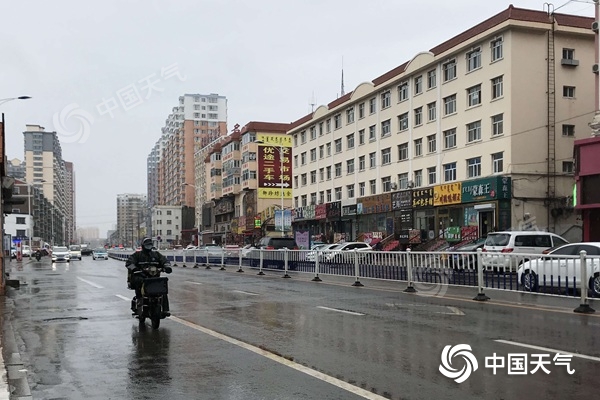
[1,256,32,399]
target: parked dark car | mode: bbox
[257,237,298,250]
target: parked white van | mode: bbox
[482,231,569,270]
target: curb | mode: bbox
[2,292,32,400]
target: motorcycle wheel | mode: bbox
[151,317,160,329]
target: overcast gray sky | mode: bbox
[1,0,594,236]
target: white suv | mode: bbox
[322,242,372,263]
[482,231,569,269]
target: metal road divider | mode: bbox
[107,247,600,312]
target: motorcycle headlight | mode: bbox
[150,266,158,275]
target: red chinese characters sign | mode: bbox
[258,143,293,199]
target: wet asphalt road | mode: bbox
[3,255,600,400]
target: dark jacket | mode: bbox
[125,249,169,271]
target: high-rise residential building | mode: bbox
[288,6,594,245]
[7,158,26,180]
[76,227,100,243]
[23,124,69,245]
[64,161,76,245]
[116,193,147,247]
[156,93,227,208]
[147,139,162,235]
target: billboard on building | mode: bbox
[257,135,293,199]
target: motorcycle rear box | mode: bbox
[142,277,169,296]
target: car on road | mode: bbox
[482,231,569,270]
[517,242,600,296]
[241,244,256,257]
[21,245,32,257]
[447,238,487,270]
[92,248,109,260]
[196,243,225,257]
[305,243,338,261]
[322,242,372,263]
[51,246,71,263]
[257,237,298,250]
[69,245,82,260]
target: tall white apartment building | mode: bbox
[289,6,594,246]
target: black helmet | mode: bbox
[141,237,153,251]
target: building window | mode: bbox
[359,129,365,145]
[310,126,317,140]
[370,179,376,194]
[326,119,331,132]
[334,139,342,153]
[382,148,392,165]
[335,163,342,177]
[466,47,481,71]
[467,121,482,143]
[467,85,481,107]
[563,161,574,174]
[563,48,575,60]
[414,107,423,126]
[398,142,409,161]
[427,102,436,122]
[326,142,332,156]
[359,182,365,196]
[492,76,503,99]
[382,176,392,192]
[444,128,456,149]
[301,152,306,165]
[562,124,575,137]
[427,134,436,153]
[381,90,391,109]
[398,113,409,131]
[427,69,436,89]
[381,119,391,137]
[319,168,324,181]
[492,114,504,136]
[347,133,355,149]
[467,157,481,178]
[444,94,456,115]
[326,189,332,202]
[310,148,317,162]
[398,173,408,190]
[369,97,377,114]
[359,155,365,171]
[414,170,422,187]
[16,217,26,224]
[444,162,457,182]
[310,170,317,184]
[346,107,355,124]
[319,145,324,159]
[326,166,332,180]
[428,167,437,185]
[300,130,306,143]
[347,184,355,198]
[369,125,376,141]
[491,37,503,61]
[563,86,575,98]
[335,187,342,201]
[358,103,365,119]
[311,193,317,205]
[319,122,324,136]
[347,159,355,174]
[414,75,423,95]
[443,59,457,81]
[369,152,376,168]
[319,191,325,203]
[398,82,408,102]
[334,114,342,129]
[301,173,307,185]
[414,138,422,157]
[492,152,504,173]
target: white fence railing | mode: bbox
[107,248,599,313]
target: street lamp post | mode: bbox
[0,96,32,106]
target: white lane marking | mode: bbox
[77,277,103,288]
[495,340,600,362]
[232,290,259,296]
[185,281,203,285]
[115,295,130,301]
[317,306,365,316]
[170,316,386,400]
[444,306,465,316]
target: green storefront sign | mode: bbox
[461,176,511,203]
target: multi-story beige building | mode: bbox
[64,161,75,245]
[289,6,594,247]
[116,193,147,247]
[23,124,69,245]
[156,93,227,208]
[200,122,291,245]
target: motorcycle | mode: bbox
[35,251,42,261]
[130,261,172,329]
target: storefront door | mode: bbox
[478,210,494,237]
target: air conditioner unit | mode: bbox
[407,180,415,189]
[593,64,599,74]
[390,183,398,190]
[592,21,599,32]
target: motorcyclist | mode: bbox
[34,249,42,261]
[125,237,172,317]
